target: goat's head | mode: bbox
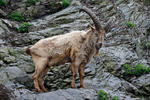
[79,6,110,43]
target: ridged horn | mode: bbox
[79,6,102,31]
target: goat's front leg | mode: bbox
[71,62,78,88]
[79,63,86,88]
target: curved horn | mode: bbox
[79,6,102,31]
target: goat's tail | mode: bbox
[26,47,31,55]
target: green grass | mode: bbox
[98,90,108,100]
[124,64,150,76]
[98,90,120,100]
[124,64,133,75]
[140,41,150,49]
[143,0,150,5]
[146,42,150,49]
[125,21,136,28]
[112,96,119,100]
[0,0,7,6]
[134,64,150,76]
[26,0,38,6]
[62,0,70,8]
[10,12,24,21]
[18,22,32,33]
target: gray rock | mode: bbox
[2,19,19,29]
[15,75,34,89]
[83,75,141,100]
[6,0,65,20]
[13,88,97,100]
[0,67,27,84]
[24,65,35,73]
[131,74,150,94]
[1,0,150,100]
[0,60,5,67]
[0,19,9,33]
[3,56,16,64]
[0,9,7,17]
[0,39,5,45]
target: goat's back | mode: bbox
[29,31,86,57]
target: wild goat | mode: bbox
[26,6,110,92]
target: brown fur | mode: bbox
[26,7,108,92]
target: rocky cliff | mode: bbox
[0,0,150,100]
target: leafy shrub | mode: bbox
[98,90,108,100]
[62,0,70,7]
[125,21,136,28]
[140,40,150,49]
[10,12,24,21]
[18,22,32,33]
[124,64,150,76]
[143,0,150,5]
[124,64,133,75]
[0,0,7,6]
[133,64,150,76]
[146,42,150,49]
[26,0,38,6]
[112,96,119,100]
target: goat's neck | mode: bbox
[81,29,98,53]
[86,29,99,45]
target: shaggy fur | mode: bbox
[26,6,107,92]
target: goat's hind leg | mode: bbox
[39,67,49,92]
[32,56,48,92]
[71,62,79,88]
[33,66,42,92]
[79,63,86,88]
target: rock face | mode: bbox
[0,84,14,100]
[13,88,98,100]
[0,0,150,100]
[0,0,64,20]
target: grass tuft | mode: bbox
[10,12,24,21]
[98,90,108,100]
[125,21,136,28]
[124,64,150,76]
[18,22,32,33]
[0,0,7,6]
[62,0,70,8]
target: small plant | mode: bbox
[62,0,70,8]
[18,22,32,33]
[0,0,7,6]
[124,64,150,76]
[10,12,24,21]
[125,21,136,28]
[112,96,119,100]
[98,90,108,100]
[146,42,150,49]
[26,0,38,6]
[124,64,133,75]
[133,64,150,76]
[143,0,150,6]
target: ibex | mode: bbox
[26,6,110,92]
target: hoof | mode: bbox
[81,85,86,88]
[43,89,48,92]
[36,89,43,92]
[71,81,76,88]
